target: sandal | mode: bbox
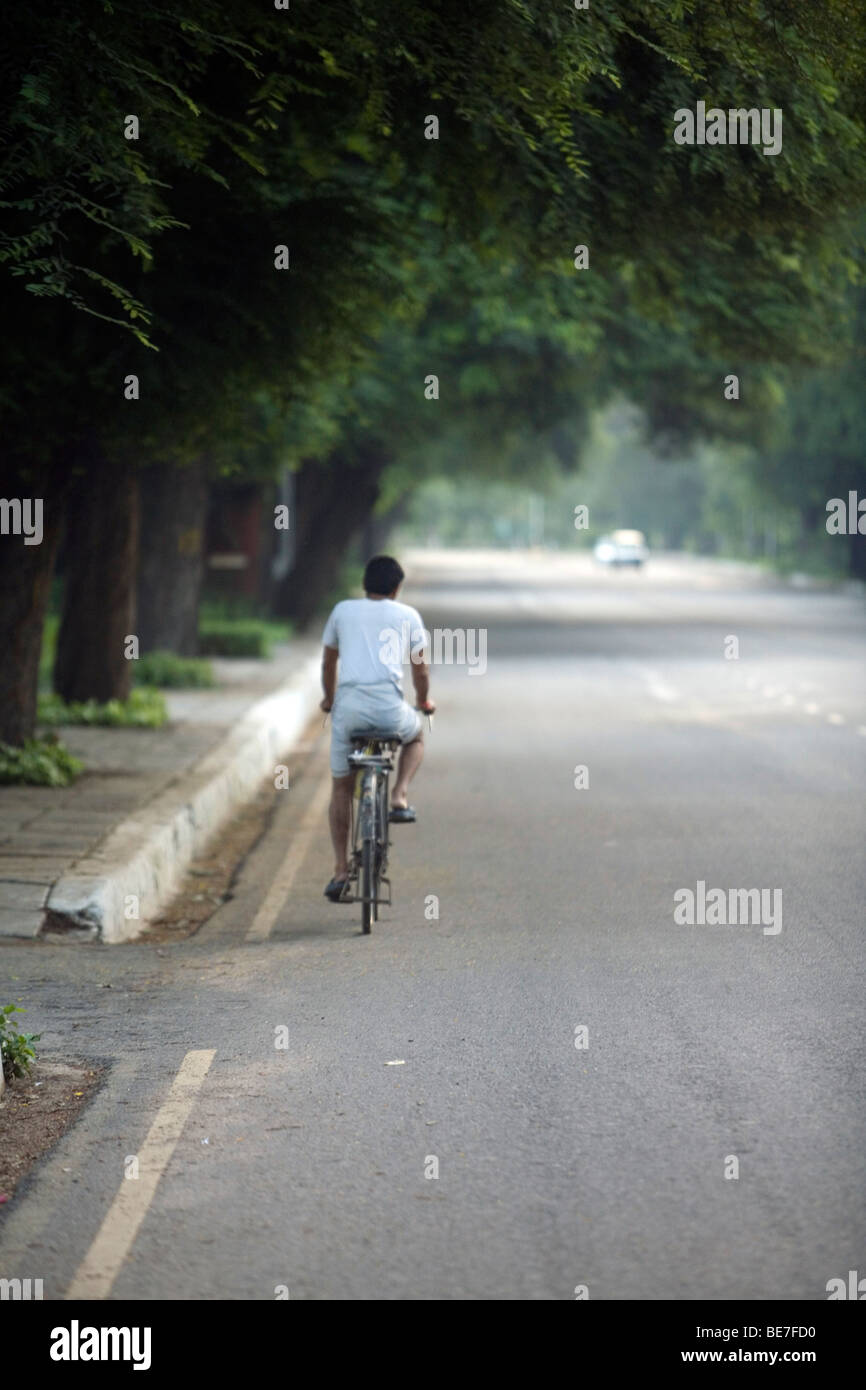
[324,877,350,902]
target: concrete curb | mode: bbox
[42,654,323,943]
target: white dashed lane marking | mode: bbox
[246,772,333,942]
[66,1049,216,1301]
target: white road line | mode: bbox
[804,703,820,715]
[246,773,333,941]
[66,1049,215,1301]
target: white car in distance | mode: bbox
[593,529,649,567]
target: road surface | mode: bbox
[1,550,864,1300]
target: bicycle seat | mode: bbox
[349,729,402,745]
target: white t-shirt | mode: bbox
[322,597,426,694]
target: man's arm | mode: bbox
[321,645,338,711]
[410,657,435,712]
[408,610,435,711]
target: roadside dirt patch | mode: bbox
[141,781,277,942]
[0,1060,101,1205]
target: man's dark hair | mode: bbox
[363,555,404,595]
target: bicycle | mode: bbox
[344,711,433,935]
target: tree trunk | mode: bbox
[272,446,386,628]
[137,458,208,654]
[54,458,140,703]
[0,464,64,744]
[362,494,411,558]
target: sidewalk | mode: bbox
[0,640,322,942]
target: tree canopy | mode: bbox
[1,1,865,738]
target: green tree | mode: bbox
[4,0,866,737]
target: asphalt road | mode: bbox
[1,550,864,1300]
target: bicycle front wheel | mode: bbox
[361,838,374,934]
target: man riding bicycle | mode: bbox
[320,555,435,903]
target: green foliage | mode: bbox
[3,0,866,615]
[0,0,261,346]
[399,476,561,549]
[398,399,856,581]
[198,599,291,656]
[135,650,215,688]
[4,0,865,439]
[0,737,82,786]
[317,553,365,620]
[38,611,60,693]
[197,616,288,657]
[0,1005,41,1080]
[752,289,866,515]
[37,688,168,728]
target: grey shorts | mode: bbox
[330,682,422,776]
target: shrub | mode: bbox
[37,687,167,728]
[0,737,83,786]
[197,599,291,658]
[198,618,290,658]
[1,1005,41,1080]
[198,621,267,657]
[135,650,215,688]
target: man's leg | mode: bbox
[391,733,424,811]
[329,772,355,879]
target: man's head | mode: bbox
[363,554,405,598]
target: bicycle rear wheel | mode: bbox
[361,838,374,934]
